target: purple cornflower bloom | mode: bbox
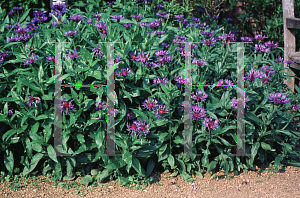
[245,67,263,82]
[111,15,125,22]
[107,1,115,5]
[93,12,103,21]
[8,109,14,116]
[230,96,249,114]
[1,51,10,59]
[179,49,195,57]
[191,183,196,187]
[192,90,208,102]
[25,95,41,108]
[69,14,86,22]
[145,62,161,68]
[66,50,80,60]
[8,10,14,15]
[290,104,299,111]
[180,101,192,111]
[126,110,134,121]
[261,65,275,76]
[24,53,38,65]
[156,4,164,10]
[46,56,55,61]
[283,60,295,64]
[226,17,233,22]
[274,57,283,63]
[51,3,67,13]
[161,42,170,49]
[135,120,151,137]
[153,77,168,85]
[142,98,158,111]
[217,79,234,88]
[213,15,220,19]
[32,9,48,23]
[115,68,132,77]
[64,30,78,36]
[132,15,143,20]
[26,22,39,31]
[123,23,132,29]
[107,108,118,118]
[158,55,173,64]
[241,37,253,42]
[5,25,13,29]
[127,121,140,136]
[192,58,207,66]
[95,101,107,110]
[51,21,59,27]
[13,7,22,10]
[92,44,104,58]
[264,41,278,48]
[154,104,169,120]
[139,22,148,27]
[254,44,270,53]
[146,32,154,38]
[175,14,184,20]
[156,12,169,19]
[59,97,76,114]
[192,18,201,23]
[0,57,4,65]
[190,105,206,120]
[219,31,236,43]
[147,22,160,28]
[174,73,190,88]
[14,27,30,34]
[155,50,169,57]
[268,92,290,104]
[202,37,217,47]
[203,117,219,130]
[136,52,152,65]
[154,19,164,24]
[254,34,266,42]
[201,30,215,38]
[260,73,272,84]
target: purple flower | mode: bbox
[8,10,14,15]
[136,52,152,65]
[268,92,290,104]
[24,53,38,65]
[226,17,233,22]
[153,77,168,85]
[46,56,55,61]
[290,104,299,111]
[59,97,76,114]
[153,104,170,120]
[123,23,132,29]
[93,12,103,21]
[254,34,266,42]
[26,22,39,31]
[156,12,169,19]
[111,15,125,22]
[241,37,253,42]
[142,98,158,111]
[230,96,249,114]
[191,183,196,187]
[95,101,107,110]
[51,21,59,27]
[132,15,143,20]
[66,50,80,60]
[245,67,263,82]
[8,109,14,116]
[203,117,219,130]
[155,50,169,57]
[126,110,134,121]
[192,90,208,102]
[135,120,151,137]
[0,57,4,65]
[190,105,206,120]
[161,42,170,49]
[254,44,270,53]
[51,3,67,13]
[158,55,173,64]
[179,49,195,57]
[260,73,272,84]
[283,60,295,65]
[13,7,23,11]
[261,65,275,76]
[107,108,118,118]
[107,1,115,5]
[274,57,283,63]
[264,41,278,48]
[213,15,220,19]
[147,22,160,28]
[64,30,78,36]
[217,79,234,89]
[1,51,10,58]
[92,44,104,58]
[115,68,132,77]
[156,5,164,10]
[145,62,161,68]
[175,14,184,20]
[14,27,30,34]
[202,37,217,47]
[25,95,41,108]
[69,14,86,22]
[5,25,13,29]
[126,121,140,136]
[201,30,215,38]
[192,58,207,67]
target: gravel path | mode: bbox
[1,164,300,198]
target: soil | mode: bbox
[1,163,300,198]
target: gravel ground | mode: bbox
[1,163,300,198]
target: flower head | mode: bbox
[95,101,107,110]
[192,90,208,102]
[142,98,158,111]
[59,97,76,114]
[268,92,290,104]
[230,96,249,114]
[25,95,41,108]
[203,117,219,130]
[24,53,38,65]
[190,105,206,120]
[66,50,80,60]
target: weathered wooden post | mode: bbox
[50,0,68,7]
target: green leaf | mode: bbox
[167,154,175,169]
[19,8,31,23]
[122,151,132,174]
[47,145,58,163]
[4,149,14,175]
[35,115,48,121]
[129,108,149,122]
[250,142,260,166]
[80,175,93,186]
[38,64,44,83]
[132,157,147,177]
[0,97,20,102]
[2,129,18,142]
[20,78,42,93]
[261,142,272,151]
[206,161,218,175]
[122,90,132,103]
[146,157,156,176]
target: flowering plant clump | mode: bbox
[0,0,300,187]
